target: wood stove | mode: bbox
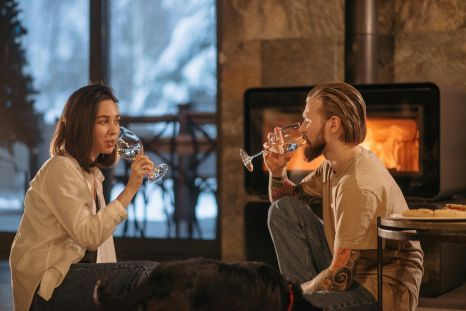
[242,82,466,297]
[243,82,466,201]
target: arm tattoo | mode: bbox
[269,178,318,205]
[301,249,360,292]
[269,176,296,201]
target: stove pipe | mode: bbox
[345,0,379,84]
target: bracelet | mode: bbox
[271,176,285,181]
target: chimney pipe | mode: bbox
[345,0,379,84]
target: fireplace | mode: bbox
[243,82,466,296]
[243,83,466,200]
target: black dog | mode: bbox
[95,258,314,311]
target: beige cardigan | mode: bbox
[9,155,128,311]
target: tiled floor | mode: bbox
[1,260,465,311]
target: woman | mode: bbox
[10,84,156,311]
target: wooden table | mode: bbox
[377,216,466,311]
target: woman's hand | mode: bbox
[117,154,154,209]
[127,155,154,191]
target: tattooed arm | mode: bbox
[269,175,296,202]
[269,175,313,202]
[269,175,318,204]
[301,248,360,292]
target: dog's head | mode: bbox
[95,258,312,311]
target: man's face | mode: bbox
[300,98,327,162]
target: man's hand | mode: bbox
[263,127,292,176]
[301,248,360,293]
[264,150,291,176]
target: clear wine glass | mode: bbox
[240,122,306,172]
[116,126,168,182]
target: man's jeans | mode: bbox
[29,261,159,311]
[268,196,377,311]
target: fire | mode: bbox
[261,107,419,173]
[362,118,419,172]
[265,118,419,173]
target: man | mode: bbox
[264,82,424,310]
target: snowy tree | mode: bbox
[110,0,216,115]
[0,0,40,154]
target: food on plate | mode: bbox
[399,206,466,218]
[445,203,466,212]
[401,209,434,217]
[434,208,466,218]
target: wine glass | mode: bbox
[240,122,306,172]
[116,126,168,182]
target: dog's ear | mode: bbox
[94,277,157,311]
[93,279,132,311]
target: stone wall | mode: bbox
[218,0,344,261]
[217,0,465,261]
[392,1,466,89]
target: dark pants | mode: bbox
[29,261,159,311]
[268,196,377,311]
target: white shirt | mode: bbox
[9,154,128,311]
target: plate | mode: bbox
[389,214,466,221]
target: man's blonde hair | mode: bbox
[307,82,367,144]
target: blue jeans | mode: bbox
[268,196,377,311]
[29,261,159,311]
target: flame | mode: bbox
[361,119,419,172]
[262,115,419,173]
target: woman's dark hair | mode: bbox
[50,83,119,172]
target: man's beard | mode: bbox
[303,129,326,162]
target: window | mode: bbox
[110,0,217,239]
[0,0,89,232]
[0,0,217,242]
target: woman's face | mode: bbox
[90,99,120,161]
